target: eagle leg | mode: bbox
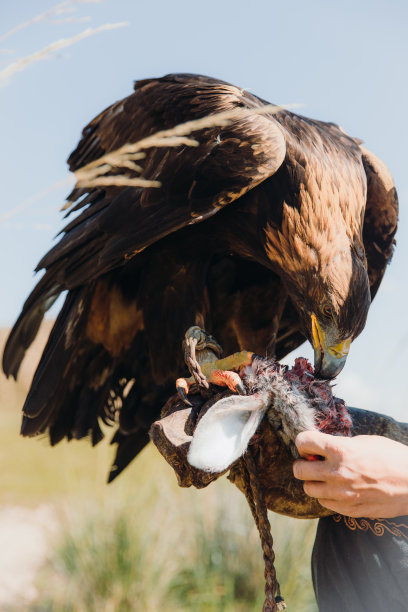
[176,326,253,403]
[182,326,222,388]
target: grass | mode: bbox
[27,487,318,612]
[0,2,128,86]
[31,503,169,611]
[1,325,318,611]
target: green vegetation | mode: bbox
[28,486,317,612]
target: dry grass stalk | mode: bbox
[0,22,128,85]
[0,0,102,42]
[73,102,301,195]
[78,176,162,189]
[0,177,73,224]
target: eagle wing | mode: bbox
[41,73,286,284]
[3,74,286,379]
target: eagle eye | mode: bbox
[321,303,333,319]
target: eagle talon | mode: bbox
[176,378,193,407]
[176,327,253,402]
[208,369,247,395]
[235,381,247,396]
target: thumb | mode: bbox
[295,430,334,459]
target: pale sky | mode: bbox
[1,0,407,419]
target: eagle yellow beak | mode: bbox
[311,314,351,379]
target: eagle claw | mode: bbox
[175,326,253,403]
[176,378,193,406]
[235,380,247,396]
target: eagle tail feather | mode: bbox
[108,428,151,483]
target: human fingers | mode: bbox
[302,480,354,500]
[293,457,329,481]
[295,430,339,459]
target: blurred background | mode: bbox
[0,0,407,609]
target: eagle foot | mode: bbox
[176,326,253,405]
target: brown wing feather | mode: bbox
[19,277,164,475]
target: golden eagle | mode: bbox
[2,74,398,481]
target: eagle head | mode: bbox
[266,216,371,379]
[293,245,371,379]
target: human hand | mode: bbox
[293,431,408,518]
